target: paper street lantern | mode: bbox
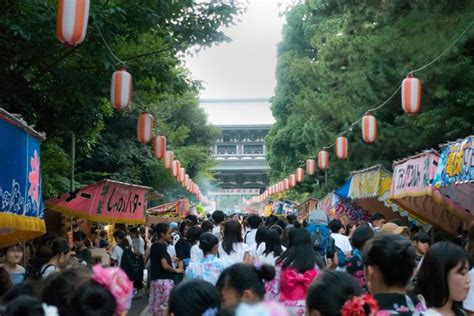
[335,136,348,160]
[318,150,329,170]
[137,113,153,144]
[172,160,181,178]
[401,75,421,114]
[362,113,377,144]
[284,178,290,190]
[179,168,186,183]
[296,168,304,183]
[289,174,297,187]
[153,136,166,160]
[111,69,132,111]
[306,159,316,176]
[164,151,174,169]
[57,0,90,46]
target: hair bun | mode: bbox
[256,264,276,282]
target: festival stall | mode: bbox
[146,199,190,225]
[295,198,318,221]
[0,108,47,247]
[45,179,151,225]
[347,165,430,230]
[317,192,369,226]
[433,136,474,216]
[390,150,471,235]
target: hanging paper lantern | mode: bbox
[137,113,153,144]
[164,151,174,170]
[318,150,329,170]
[306,159,316,176]
[172,160,180,178]
[153,136,166,160]
[401,75,421,114]
[289,174,297,187]
[279,181,284,192]
[111,69,132,111]
[183,174,190,187]
[179,168,186,183]
[56,0,90,46]
[362,113,377,144]
[335,136,348,160]
[296,168,304,183]
[284,179,290,190]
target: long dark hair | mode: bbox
[255,227,268,248]
[263,229,284,257]
[222,220,243,255]
[216,263,275,299]
[276,227,316,273]
[416,241,470,315]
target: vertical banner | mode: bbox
[0,109,46,247]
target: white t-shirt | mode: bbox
[218,242,251,264]
[331,233,353,253]
[464,269,474,312]
[111,244,124,266]
[132,237,145,256]
[212,226,221,240]
[256,245,286,266]
[244,229,257,247]
[40,264,58,279]
[167,244,177,268]
[190,243,204,262]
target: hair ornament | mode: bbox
[341,294,379,316]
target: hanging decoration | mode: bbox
[111,69,132,111]
[318,150,329,170]
[335,136,348,159]
[284,178,290,190]
[137,113,153,144]
[401,75,421,114]
[179,168,186,183]
[296,168,304,183]
[172,160,181,178]
[290,174,297,187]
[306,159,316,176]
[164,151,174,169]
[362,113,377,144]
[153,136,166,160]
[56,0,90,47]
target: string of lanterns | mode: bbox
[247,20,473,206]
[56,0,210,204]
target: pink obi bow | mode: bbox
[284,268,317,288]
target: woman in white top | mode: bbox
[218,220,252,265]
[416,241,470,316]
[40,237,71,279]
[257,229,286,266]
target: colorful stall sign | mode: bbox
[0,108,46,247]
[45,179,150,224]
[433,136,474,214]
[348,165,430,230]
[391,151,470,235]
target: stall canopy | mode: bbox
[317,192,370,225]
[146,199,190,225]
[0,108,46,247]
[45,179,151,225]
[390,150,471,235]
[433,136,474,216]
[347,165,430,230]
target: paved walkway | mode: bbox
[129,295,148,316]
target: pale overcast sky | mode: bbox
[185,0,287,99]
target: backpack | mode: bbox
[306,224,334,257]
[336,247,347,268]
[117,245,140,282]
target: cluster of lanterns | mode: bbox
[250,75,422,205]
[56,0,209,204]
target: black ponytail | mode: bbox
[70,280,117,316]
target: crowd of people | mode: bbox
[0,210,473,316]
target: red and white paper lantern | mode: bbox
[318,150,329,170]
[335,136,348,160]
[56,0,90,46]
[401,75,421,114]
[284,178,290,190]
[306,159,316,176]
[111,69,132,111]
[296,168,304,183]
[172,160,181,178]
[137,113,153,144]
[289,174,297,187]
[179,168,186,183]
[164,151,174,170]
[153,136,166,160]
[362,113,377,144]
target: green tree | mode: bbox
[267,0,474,199]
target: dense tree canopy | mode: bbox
[0,1,243,202]
[267,0,474,199]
